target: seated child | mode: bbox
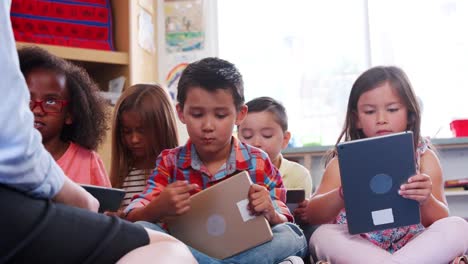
[238,96,317,262]
[238,96,313,198]
[305,66,468,263]
[110,83,179,209]
[18,46,110,187]
[124,57,308,263]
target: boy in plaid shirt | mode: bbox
[125,57,307,263]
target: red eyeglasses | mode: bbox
[30,99,69,113]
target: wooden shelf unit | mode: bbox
[15,0,159,89]
[15,42,129,65]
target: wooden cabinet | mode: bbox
[16,0,159,172]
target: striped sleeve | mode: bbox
[123,151,173,215]
[120,168,147,208]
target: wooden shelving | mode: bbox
[16,42,129,66]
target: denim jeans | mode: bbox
[137,221,308,264]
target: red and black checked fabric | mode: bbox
[11,0,114,50]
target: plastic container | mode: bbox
[450,119,468,137]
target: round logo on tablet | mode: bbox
[369,173,393,194]
[206,214,226,236]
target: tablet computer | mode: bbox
[166,171,273,259]
[81,184,125,213]
[286,188,305,212]
[337,131,420,234]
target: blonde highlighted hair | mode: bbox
[110,84,179,188]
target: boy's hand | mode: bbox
[399,173,432,204]
[248,184,284,224]
[293,199,309,223]
[157,181,199,216]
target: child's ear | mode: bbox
[176,103,186,124]
[234,105,248,126]
[281,131,291,149]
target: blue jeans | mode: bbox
[136,221,307,264]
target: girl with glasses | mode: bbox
[18,46,111,187]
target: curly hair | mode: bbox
[18,46,109,150]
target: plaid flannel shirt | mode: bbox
[124,137,292,222]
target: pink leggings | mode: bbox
[310,216,468,264]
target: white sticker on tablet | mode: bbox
[371,208,394,225]
[237,199,255,222]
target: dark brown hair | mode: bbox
[177,57,245,111]
[242,96,288,131]
[326,66,421,164]
[110,84,179,188]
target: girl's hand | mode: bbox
[156,181,199,216]
[399,173,432,204]
[293,199,309,223]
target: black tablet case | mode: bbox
[81,184,125,213]
[337,131,420,234]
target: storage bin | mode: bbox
[450,119,468,137]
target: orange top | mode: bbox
[57,142,111,187]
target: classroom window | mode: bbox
[218,0,468,146]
